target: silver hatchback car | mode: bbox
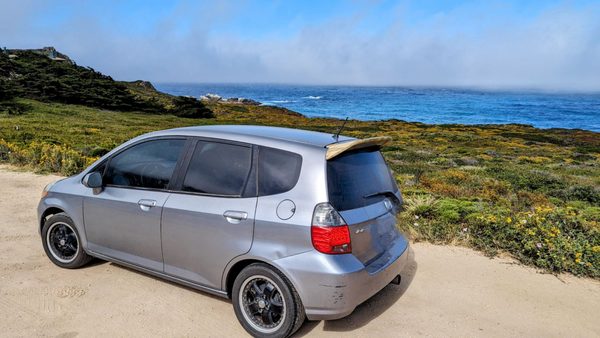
[38,125,410,337]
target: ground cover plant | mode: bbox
[1,48,598,278]
[1,98,598,278]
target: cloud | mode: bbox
[1,1,600,91]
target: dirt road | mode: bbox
[1,165,599,337]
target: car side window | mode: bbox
[182,141,252,196]
[104,139,186,190]
[258,147,302,196]
[91,162,106,176]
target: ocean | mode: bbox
[155,83,600,132]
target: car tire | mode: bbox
[41,213,92,269]
[232,263,305,338]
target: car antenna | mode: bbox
[333,117,349,142]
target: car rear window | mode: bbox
[327,148,397,211]
[182,141,252,196]
[258,147,302,196]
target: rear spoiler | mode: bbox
[325,136,392,160]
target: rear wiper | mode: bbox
[363,190,403,211]
[363,190,397,199]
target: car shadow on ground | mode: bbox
[86,250,417,335]
[100,261,232,304]
[83,257,111,268]
[294,249,418,336]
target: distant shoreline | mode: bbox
[200,91,597,134]
[155,83,600,133]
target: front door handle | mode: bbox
[223,210,248,224]
[138,199,157,211]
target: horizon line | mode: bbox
[151,81,600,95]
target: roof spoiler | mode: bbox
[325,136,392,160]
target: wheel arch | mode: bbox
[38,194,88,249]
[225,259,261,298]
[40,206,66,230]
[223,257,302,300]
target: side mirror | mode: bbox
[83,172,103,189]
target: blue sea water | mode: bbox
[155,83,600,132]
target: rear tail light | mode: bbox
[311,203,352,254]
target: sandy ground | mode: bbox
[0,165,599,338]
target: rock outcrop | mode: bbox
[200,93,261,106]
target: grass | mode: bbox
[1,98,599,278]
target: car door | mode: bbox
[161,139,257,289]
[83,138,187,272]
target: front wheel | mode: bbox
[232,263,305,338]
[41,213,92,269]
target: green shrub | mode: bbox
[486,166,567,192]
[0,139,95,175]
[169,96,214,118]
[0,139,17,160]
[434,199,480,223]
[406,204,600,278]
[581,206,600,223]
[551,185,600,204]
[0,101,30,115]
[88,146,110,157]
[404,194,437,217]
[1,98,599,279]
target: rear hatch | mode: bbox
[326,146,403,267]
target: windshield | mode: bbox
[327,147,398,211]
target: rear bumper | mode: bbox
[274,235,411,321]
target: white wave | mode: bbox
[303,95,322,99]
[262,100,296,106]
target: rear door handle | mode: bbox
[223,210,248,223]
[138,199,157,211]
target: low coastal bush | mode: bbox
[1,51,214,118]
[0,98,598,278]
[399,195,600,278]
[0,139,96,175]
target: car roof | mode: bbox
[154,125,354,148]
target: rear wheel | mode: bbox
[232,263,305,338]
[42,213,92,269]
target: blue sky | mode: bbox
[2,0,600,90]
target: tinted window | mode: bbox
[327,148,397,211]
[182,141,252,196]
[258,147,302,196]
[104,139,185,189]
[92,162,106,176]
